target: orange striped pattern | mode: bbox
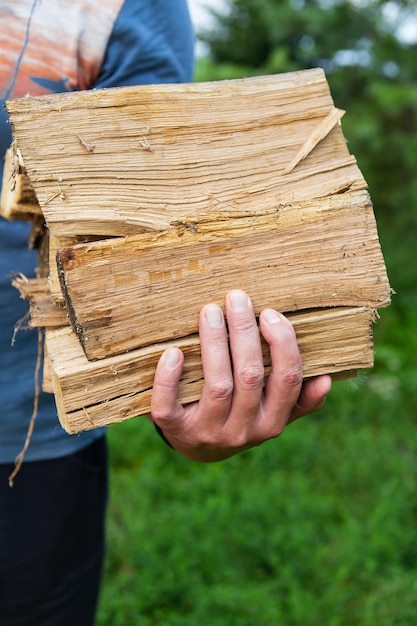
[0,0,124,99]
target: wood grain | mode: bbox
[46,306,375,433]
[4,70,391,433]
[57,190,390,360]
[6,70,366,236]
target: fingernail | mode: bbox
[229,290,249,312]
[164,347,180,370]
[262,309,283,324]
[205,304,223,328]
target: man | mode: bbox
[0,1,331,624]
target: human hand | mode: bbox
[150,290,332,462]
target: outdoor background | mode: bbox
[96,1,417,624]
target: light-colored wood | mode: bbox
[46,306,375,433]
[4,70,392,434]
[0,144,41,221]
[10,276,64,394]
[6,70,366,237]
[49,235,76,303]
[42,341,54,394]
[58,190,390,360]
[282,107,345,174]
[11,275,68,328]
[49,234,109,303]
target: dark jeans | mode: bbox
[0,437,108,626]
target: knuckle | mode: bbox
[150,407,171,426]
[197,430,225,448]
[204,427,248,450]
[206,379,234,402]
[252,418,286,445]
[267,420,286,440]
[229,429,252,449]
[237,364,265,389]
[232,318,256,333]
[206,337,228,352]
[154,376,177,391]
[281,366,303,388]
[151,402,172,428]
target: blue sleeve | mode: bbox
[0,106,12,180]
[93,0,195,89]
[0,0,196,464]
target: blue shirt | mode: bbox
[0,0,194,463]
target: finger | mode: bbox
[197,303,234,427]
[289,374,332,423]
[150,347,185,430]
[225,290,265,417]
[258,309,303,433]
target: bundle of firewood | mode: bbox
[1,69,391,434]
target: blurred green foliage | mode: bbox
[197,1,417,202]
[97,2,417,624]
[196,0,417,295]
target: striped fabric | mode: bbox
[0,0,124,100]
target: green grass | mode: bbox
[95,96,417,623]
[96,290,417,624]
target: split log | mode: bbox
[57,190,390,360]
[0,144,41,221]
[11,276,67,394]
[11,275,67,328]
[49,234,108,303]
[49,235,80,303]
[46,306,375,434]
[42,340,54,394]
[6,69,366,237]
[4,69,392,434]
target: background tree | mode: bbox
[196,0,417,363]
[197,0,417,212]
